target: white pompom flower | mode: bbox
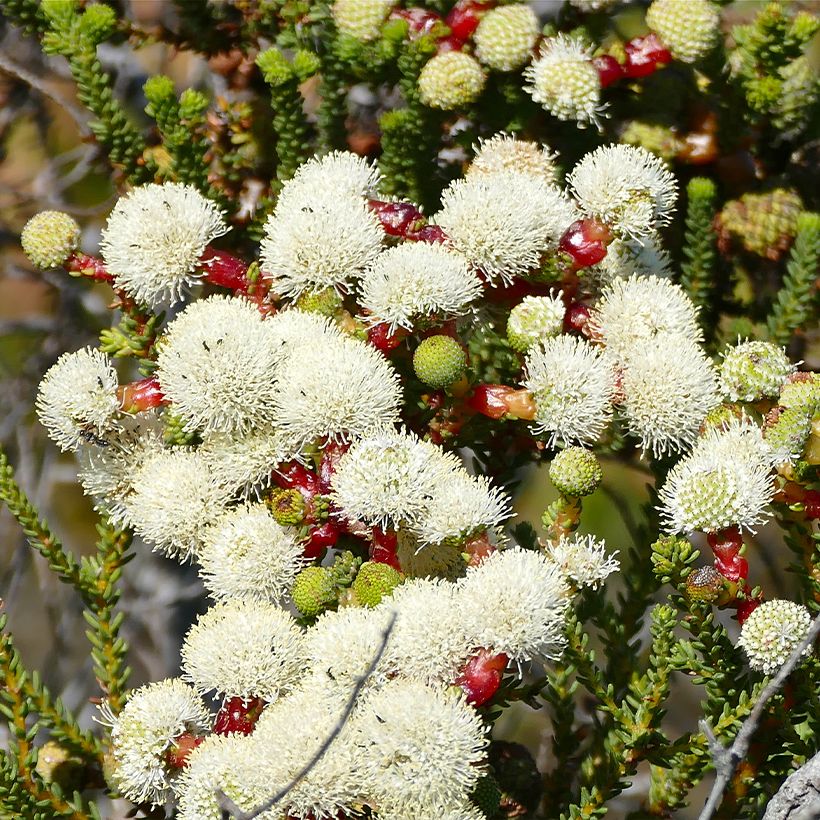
[737,600,813,675]
[546,534,620,590]
[468,133,559,185]
[126,448,231,560]
[181,599,304,701]
[506,293,566,353]
[658,417,775,534]
[524,35,604,127]
[474,5,539,72]
[36,347,121,452]
[457,547,571,662]
[358,242,482,332]
[350,679,488,817]
[100,182,228,308]
[567,144,678,239]
[590,233,674,283]
[155,296,282,436]
[523,335,615,446]
[619,335,720,457]
[435,171,578,284]
[592,274,702,362]
[198,504,305,603]
[99,678,210,806]
[645,0,720,64]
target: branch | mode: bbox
[762,749,820,820]
[697,611,820,820]
[216,611,397,820]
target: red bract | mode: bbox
[370,527,402,570]
[735,597,760,625]
[445,0,489,41]
[592,54,623,88]
[318,440,350,493]
[407,224,447,243]
[467,384,516,420]
[164,732,204,769]
[707,527,743,561]
[558,219,613,269]
[367,199,424,237]
[274,462,320,495]
[198,246,249,291]
[390,7,442,37]
[367,322,407,352]
[623,33,672,79]
[118,376,166,414]
[456,650,508,706]
[213,696,266,736]
[305,521,339,557]
[563,301,591,336]
[803,490,820,520]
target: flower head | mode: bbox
[198,504,305,603]
[523,335,615,446]
[738,600,813,675]
[21,210,80,269]
[590,234,673,283]
[468,133,559,185]
[100,183,227,307]
[100,678,210,806]
[506,294,566,352]
[658,418,775,534]
[524,35,604,127]
[36,347,120,452]
[332,0,397,42]
[418,52,486,110]
[719,340,795,402]
[359,242,482,332]
[435,172,577,284]
[646,0,720,64]
[568,144,678,238]
[474,5,539,72]
[396,531,467,581]
[181,600,304,701]
[546,534,619,589]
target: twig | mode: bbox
[216,611,397,820]
[697,611,820,820]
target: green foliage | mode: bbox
[680,177,718,333]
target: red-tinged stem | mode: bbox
[456,649,508,706]
[467,384,536,421]
[165,732,204,769]
[370,527,402,571]
[198,247,249,291]
[65,251,113,283]
[118,376,166,414]
[214,696,266,736]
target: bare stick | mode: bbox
[697,611,820,820]
[216,611,397,820]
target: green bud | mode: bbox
[328,550,362,588]
[506,295,565,353]
[78,3,117,43]
[717,188,803,260]
[719,340,794,402]
[620,120,682,161]
[256,48,293,86]
[143,75,176,106]
[779,374,820,413]
[548,447,603,497]
[352,561,402,607]
[295,288,343,317]
[413,335,467,389]
[763,405,813,462]
[21,210,80,269]
[292,50,321,82]
[471,774,502,817]
[700,403,743,434]
[179,89,209,121]
[35,741,84,791]
[292,566,337,618]
[265,488,306,526]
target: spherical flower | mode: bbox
[411,471,512,547]
[418,51,486,110]
[100,182,228,307]
[545,534,619,589]
[645,0,720,64]
[100,678,210,806]
[590,234,673,283]
[413,335,468,389]
[567,144,678,238]
[198,504,305,603]
[523,335,615,446]
[36,347,120,452]
[658,418,775,534]
[181,599,304,701]
[468,133,559,185]
[457,547,571,661]
[330,429,458,530]
[21,210,80,269]
[125,448,231,560]
[332,0,397,42]
[719,340,795,402]
[260,193,383,298]
[264,306,345,352]
[592,274,701,362]
[396,530,467,581]
[620,336,720,457]
[358,242,482,332]
[506,294,566,352]
[155,296,282,436]
[524,35,604,127]
[350,679,488,816]
[272,335,402,444]
[474,5,539,72]
[763,405,813,465]
[435,171,577,284]
[779,374,820,413]
[737,600,813,675]
[548,446,603,497]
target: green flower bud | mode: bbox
[474,5,539,72]
[700,404,743,434]
[685,565,723,603]
[471,774,503,816]
[413,335,467,389]
[351,561,402,607]
[548,447,603,497]
[35,741,84,791]
[265,488,306,526]
[295,288,343,317]
[21,211,80,269]
[418,51,486,110]
[763,405,813,463]
[292,566,337,618]
[78,2,117,43]
[719,340,794,402]
[506,295,565,353]
[645,0,719,63]
[779,374,820,413]
[620,120,683,162]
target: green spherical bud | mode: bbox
[645,0,719,63]
[779,374,820,413]
[474,5,539,72]
[35,741,84,791]
[265,487,306,526]
[685,565,723,603]
[549,447,603,497]
[292,566,337,618]
[352,561,402,607]
[763,405,813,463]
[700,404,743,434]
[471,774,502,816]
[295,287,343,317]
[507,295,565,353]
[620,120,682,161]
[413,335,467,389]
[21,211,80,269]
[418,51,486,110]
[719,340,794,402]
[332,0,396,42]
